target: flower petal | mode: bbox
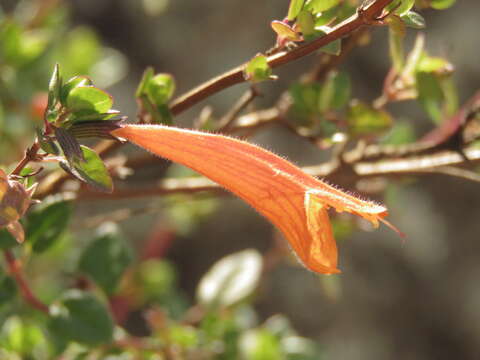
[113,124,398,274]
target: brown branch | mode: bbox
[74,142,480,201]
[169,0,394,116]
[3,250,49,313]
[78,177,227,200]
[216,87,259,131]
[10,141,41,176]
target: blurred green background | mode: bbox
[1,0,480,359]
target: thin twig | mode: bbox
[3,250,49,314]
[217,87,259,131]
[10,142,41,176]
[74,144,480,201]
[169,0,394,116]
[412,166,480,183]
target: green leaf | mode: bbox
[401,11,426,29]
[240,329,283,360]
[318,71,351,112]
[136,67,155,98]
[146,73,176,105]
[347,100,393,136]
[244,54,276,83]
[54,127,84,162]
[282,335,321,359]
[314,6,339,27]
[0,21,48,67]
[152,103,173,125]
[287,0,305,20]
[49,290,114,346]
[169,325,199,349]
[47,64,62,110]
[68,109,121,123]
[66,86,113,115]
[70,145,113,193]
[297,10,315,36]
[305,0,340,13]
[60,76,93,106]
[381,121,416,145]
[290,82,322,119]
[386,0,415,15]
[78,224,133,295]
[137,259,176,300]
[416,55,452,73]
[196,249,263,307]
[0,229,18,249]
[36,128,60,155]
[388,17,405,71]
[25,200,71,253]
[430,0,456,10]
[415,72,444,123]
[58,27,100,77]
[0,274,16,305]
[1,317,48,356]
[439,76,458,117]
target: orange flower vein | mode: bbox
[113,124,401,274]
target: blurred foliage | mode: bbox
[0,0,464,358]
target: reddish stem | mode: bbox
[3,250,49,314]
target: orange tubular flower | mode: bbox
[112,125,401,274]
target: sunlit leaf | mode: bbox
[305,0,340,13]
[54,127,84,162]
[69,145,113,193]
[297,10,315,36]
[60,76,93,106]
[136,66,155,98]
[431,0,456,10]
[386,0,415,15]
[287,0,305,21]
[146,73,176,105]
[347,100,393,136]
[381,121,416,145]
[401,11,426,29]
[244,54,275,83]
[196,249,263,307]
[47,64,62,110]
[388,16,405,71]
[66,86,113,115]
[137,259,177,300]
[1,317,48,356]
[240,329,283,360]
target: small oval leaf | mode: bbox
[71,145,113,193]
[78,224,133,295]
[196,249,263,307]
[66,86,113,114]
[146,73,176,105]
[49,290,114,346]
